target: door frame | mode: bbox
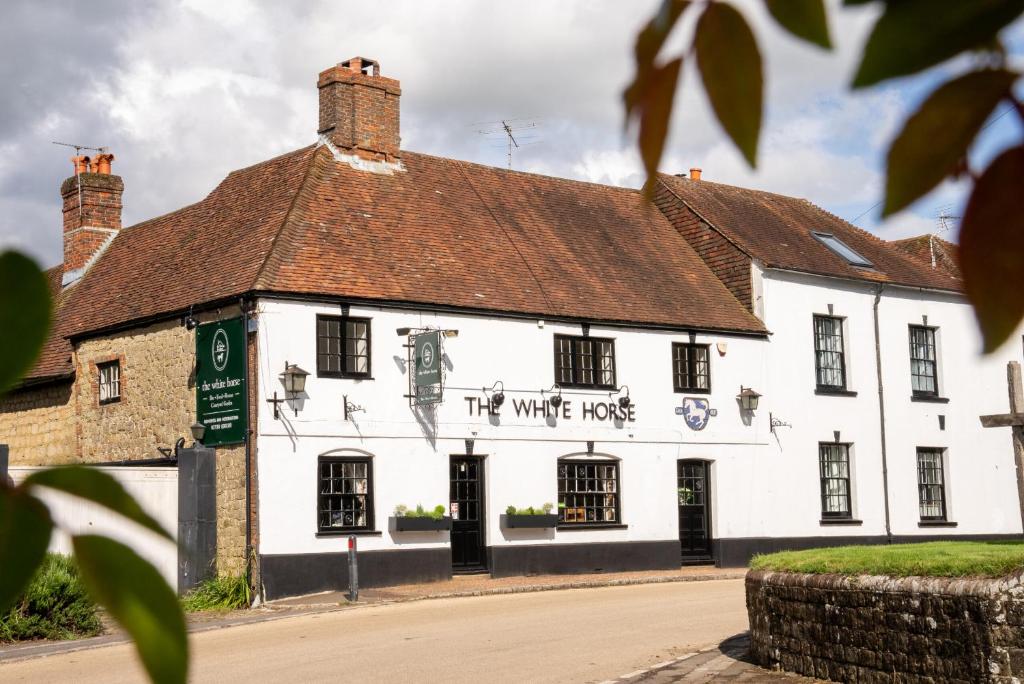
[676,458,714,563]
[449,454,487,571]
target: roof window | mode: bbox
[811,232,873,268]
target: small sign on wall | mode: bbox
[681,397,716,431]
[412,330,442,406]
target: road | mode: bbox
[0,579,748,683]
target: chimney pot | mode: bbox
[71,155,91,174]
[94,153,114,175]
[689,167,702,181]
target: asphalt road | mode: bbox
[0,579,748,683]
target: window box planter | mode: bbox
[391,516,452,532]
[501,513,559,529]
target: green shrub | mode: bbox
[505,503,555,515]
[394,504,447,520]
[0,553,102,641]
[181,574,251,613]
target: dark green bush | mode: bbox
[0,553,102,641]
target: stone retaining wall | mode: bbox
[747,569,1024,683]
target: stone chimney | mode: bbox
[60,152,122,287]
[317,57,401,161]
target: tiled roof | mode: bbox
[22,266,75,384]
[657,174,963,292]
[890,234,961,279]
[24,144,765,384]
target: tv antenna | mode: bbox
[935,204,959,235]
[472,118,541,170]
[52,141,110,218]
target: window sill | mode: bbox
[674,388,711,395]
[918,520,957,528]
[317,374,375,381]
[99,398,122,406]
[819,518,862,526]
[911,395,949,404]
[315,530,382,538]
[556,523,628,531]
[815,388,858,397]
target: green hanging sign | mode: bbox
[196,317,247,446]
[413,330,442,405]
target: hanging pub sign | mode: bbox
[413,330,443,406]
[196,317,247,446]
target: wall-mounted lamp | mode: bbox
[543,384,563,409]
[611,385,631,409]
[278,362,310,416]
[443,329,459,338]
[738,386,761,412]
[183,314,199,330]
[190,422,206,444]
[396,327,412,336]
[484,380,505,409]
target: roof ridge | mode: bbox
[251,145,323,291]
[655,175,754,259]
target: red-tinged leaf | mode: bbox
[625,57,684,193]
[884,69,1018,216]
[765,0,831,49]
[26,466,173,541]
[854,0,1024,88]
[0,488,53,612]
[73,535,188,684]
[633,0,690,72]
[959,146,1024,353]
[695,2,763,167]
[0,251,52,394]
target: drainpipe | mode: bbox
[873,285,893,543]
[240,297,253,593]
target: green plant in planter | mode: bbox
[678,487,695,505]
[506,503,555,515]
[394,504,447,520]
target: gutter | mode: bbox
[873,284,893,543]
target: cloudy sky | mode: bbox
[3,1,1022,269]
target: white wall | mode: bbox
[254,298,773,556]
[10,466,179,585]
[760,269,1024,538]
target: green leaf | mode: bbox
[633,0,690,70]
[884,69,1018,216]
[853,0,1024,88]
[625,57,684,192]
[0,488,53,612]
[73,535,188,684]
[0,251,52,394]
[25,466,173,541]
[765,0,831,49]
[695,2,763,167]
[959,145,1024,353]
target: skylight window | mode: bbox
[812,232,873,268]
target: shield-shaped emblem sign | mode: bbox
[682,397,711,431]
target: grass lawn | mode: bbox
[750,541,1024,578]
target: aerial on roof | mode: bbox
[657,174,963,292]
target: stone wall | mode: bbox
[0,382,75,464]
[747,569,1024,683]
[1,315,250,577]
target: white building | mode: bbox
[7,57,1021,601]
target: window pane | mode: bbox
[318,459,372,530]
[558,460,619,525]
[814,316,845,389]
[819,444,851,517]
[909,327,938,395]
[917,449,946,520]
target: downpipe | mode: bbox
[873,285,893,543]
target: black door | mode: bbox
[677,460,712,561]
[450,457,486,570]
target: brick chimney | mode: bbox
[60,152,123,287]
[689,167,702,181]
[317,57,401,161]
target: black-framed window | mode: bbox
[558,460,620,525]
[318,458,373,532]
[819,443,852,519]
[97,360,121,405]
[813,315,846,390]
[317,315,371,377]
[672,343,710,393]
[909,326,938,397]
[917,448,947,521]
[553,335,616,388]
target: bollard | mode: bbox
[347,535,359,602]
